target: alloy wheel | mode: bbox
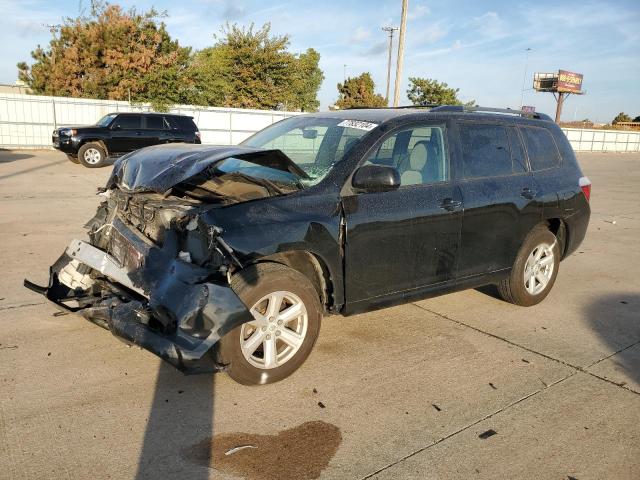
[240,291,308,369]
[523,242,555,295]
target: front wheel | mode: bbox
[218,263,322,385]
[498,225,560,306]
[78,142,107,168]
[66,154,79,164]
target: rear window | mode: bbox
[521,127,561,171]
[145,115,169,130]
[459,123,512,178]
[168,116,197,131]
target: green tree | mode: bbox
[188,23,323,111]
[17,1,191,110]
[334,73,387,109]
[632,115,640,123]
[406,77,474,106]
[612,112,632,124]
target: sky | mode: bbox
[1,0,638,123]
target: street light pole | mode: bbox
[382,26,398,106]
[520,47,531,109]
[392,0,409,107]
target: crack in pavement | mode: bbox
[0,301,45,311]
[360,303,639,479]
[413,304,640,395]
[360,373,577,479]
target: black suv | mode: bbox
[28,106,591,385]
[52,112,201,168]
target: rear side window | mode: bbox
[459,123,512,178]
[169,116,197,131]
[521,127,561,171]
[116,115,142,129]
[145,115,169,130]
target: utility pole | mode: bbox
[392,0,409,107]
[520,47,531,108]
[382,26,398,106]
[343,64,347,82]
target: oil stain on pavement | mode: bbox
[183,420,342,479]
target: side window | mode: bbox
[116,115,142,130]
[169,116,198,131]
[364,125,448,186]
[507,127,528,173]
[145,115,167,130]
[459,123,511,178]
[521,127,561,171]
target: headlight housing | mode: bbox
[59,128,77,136]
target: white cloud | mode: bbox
[351,26,371,43]
[408,4,430,21]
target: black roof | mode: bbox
[106,112,193,118]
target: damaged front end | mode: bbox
[25,145,304,373]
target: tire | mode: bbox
[498,225,560,307]
[66,154,79,164]
[219,263,322,385]
[78,142,107,168]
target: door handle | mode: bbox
[520,187,537,200]
[439,198,462,211]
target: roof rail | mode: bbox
[430,105,552,121]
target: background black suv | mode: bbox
[52,112,201,167]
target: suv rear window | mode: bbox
[168,116,197,131]
[521,127,561,171]
[459,123,512,178]
[145,115,169,130]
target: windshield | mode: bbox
[241,116,378,186]
[96,114,118,127]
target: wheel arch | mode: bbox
[79,138,109,155]
[247,250,335,313]
[544,217,568,259]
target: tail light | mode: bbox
[195,131,201,140]
[579,176,591,201]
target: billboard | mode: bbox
[557,70,583,93]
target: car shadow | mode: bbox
[0,150,34,163]
[584,293,640,388]
[135,362,217,479]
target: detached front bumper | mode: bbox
[25,234,252,374]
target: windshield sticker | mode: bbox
[337,120,378,131]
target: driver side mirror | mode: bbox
[352,165,400,193]
[111,124,121,130]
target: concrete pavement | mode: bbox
[0,150,638,479]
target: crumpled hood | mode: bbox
[106,143,308,194]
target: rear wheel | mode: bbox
[498,225,560,306]
[219,263,322,385]
[78,142,107,168]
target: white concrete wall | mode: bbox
[561,128,640,153]
[0,93,299,149]
[2,93,640,153]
